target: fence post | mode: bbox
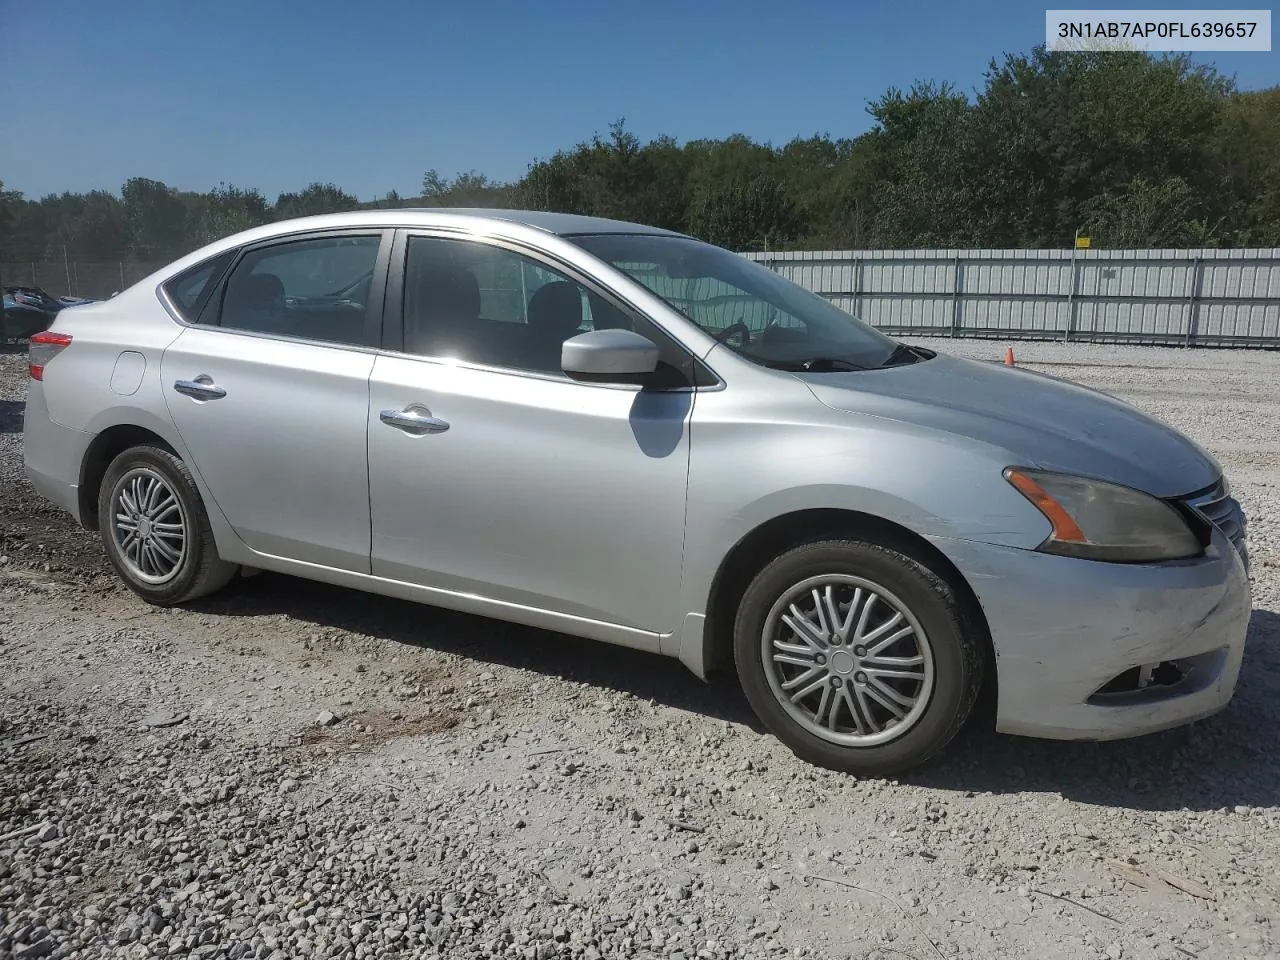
[950,253,963,337]
[1185,256,1204,347]
[1065,249,1081,341]
[119,261,125,294]
[853,256,864,320]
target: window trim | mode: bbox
[156,249,238,325]
[382,228,722,391]
[190,227,394,350]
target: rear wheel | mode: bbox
[734,538,983,777]
[98,444,238,604]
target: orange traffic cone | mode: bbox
[1004,347,1015,366]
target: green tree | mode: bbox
[5,195,57,261]
[514,150,594,214]
[67,191,129,260]
[186,183,271,246]
[689,174,800,251]
[969,46,1232,246]
[122,177,188,260]
[1083,176,1205,247]
[273,182,360,220]
[0,181,23,258]
[421,170,509,207]
[1214,87,1280,245]
[515,119,691,230]
[863,82,975,246]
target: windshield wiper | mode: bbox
[759,356,870,372]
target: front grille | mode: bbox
[1181,479,1248,569]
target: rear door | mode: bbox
[160,230,390,572]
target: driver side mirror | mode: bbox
[561,329,660,385]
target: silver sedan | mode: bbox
[22,209,1252,775]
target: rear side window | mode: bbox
[214,235,381,346]
[161,251,236,322]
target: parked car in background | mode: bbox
[21,209,1252,775]
[2,285,95,342]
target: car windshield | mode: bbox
[568,233,912,370]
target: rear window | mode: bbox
[161,251,236,322]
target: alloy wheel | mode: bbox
[110,467,189,585]
[760,574,935,747]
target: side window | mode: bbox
[161,250,235,322]
[215,235,381,346]
[402,236,702,385]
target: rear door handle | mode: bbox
[379,407,450,435]
[173,376,227,401]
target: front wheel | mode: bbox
[98,444,239,604]
[734,538,984,777]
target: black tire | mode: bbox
[97,443,239,604]
[734,538,984,777]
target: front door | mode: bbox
[161,231,388,572]
[366,232,696,634]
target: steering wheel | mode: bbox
[714,321,751,348]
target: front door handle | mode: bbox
[379,407,450,435]
[173,376,227,401]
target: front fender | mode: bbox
[674,381,1054,633]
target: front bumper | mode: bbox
[932,526,1251,741]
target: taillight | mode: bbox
[29,331,73,381]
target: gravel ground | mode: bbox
[2,338,1279,960]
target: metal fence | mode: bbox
[1,261,166,301]
[745,248,1280,348]
[7,248,1280,348]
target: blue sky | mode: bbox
[3,0,1276,201]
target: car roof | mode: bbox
[256,208,689,239]
[406,208,688,237]
[136,208,697,293]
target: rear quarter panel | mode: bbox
[40,295,184,436]
[36,292,248,553]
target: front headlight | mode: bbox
[1004,468,1202,563]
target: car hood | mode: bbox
[799,352,1221,498]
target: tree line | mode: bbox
[2,46,1277,265]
